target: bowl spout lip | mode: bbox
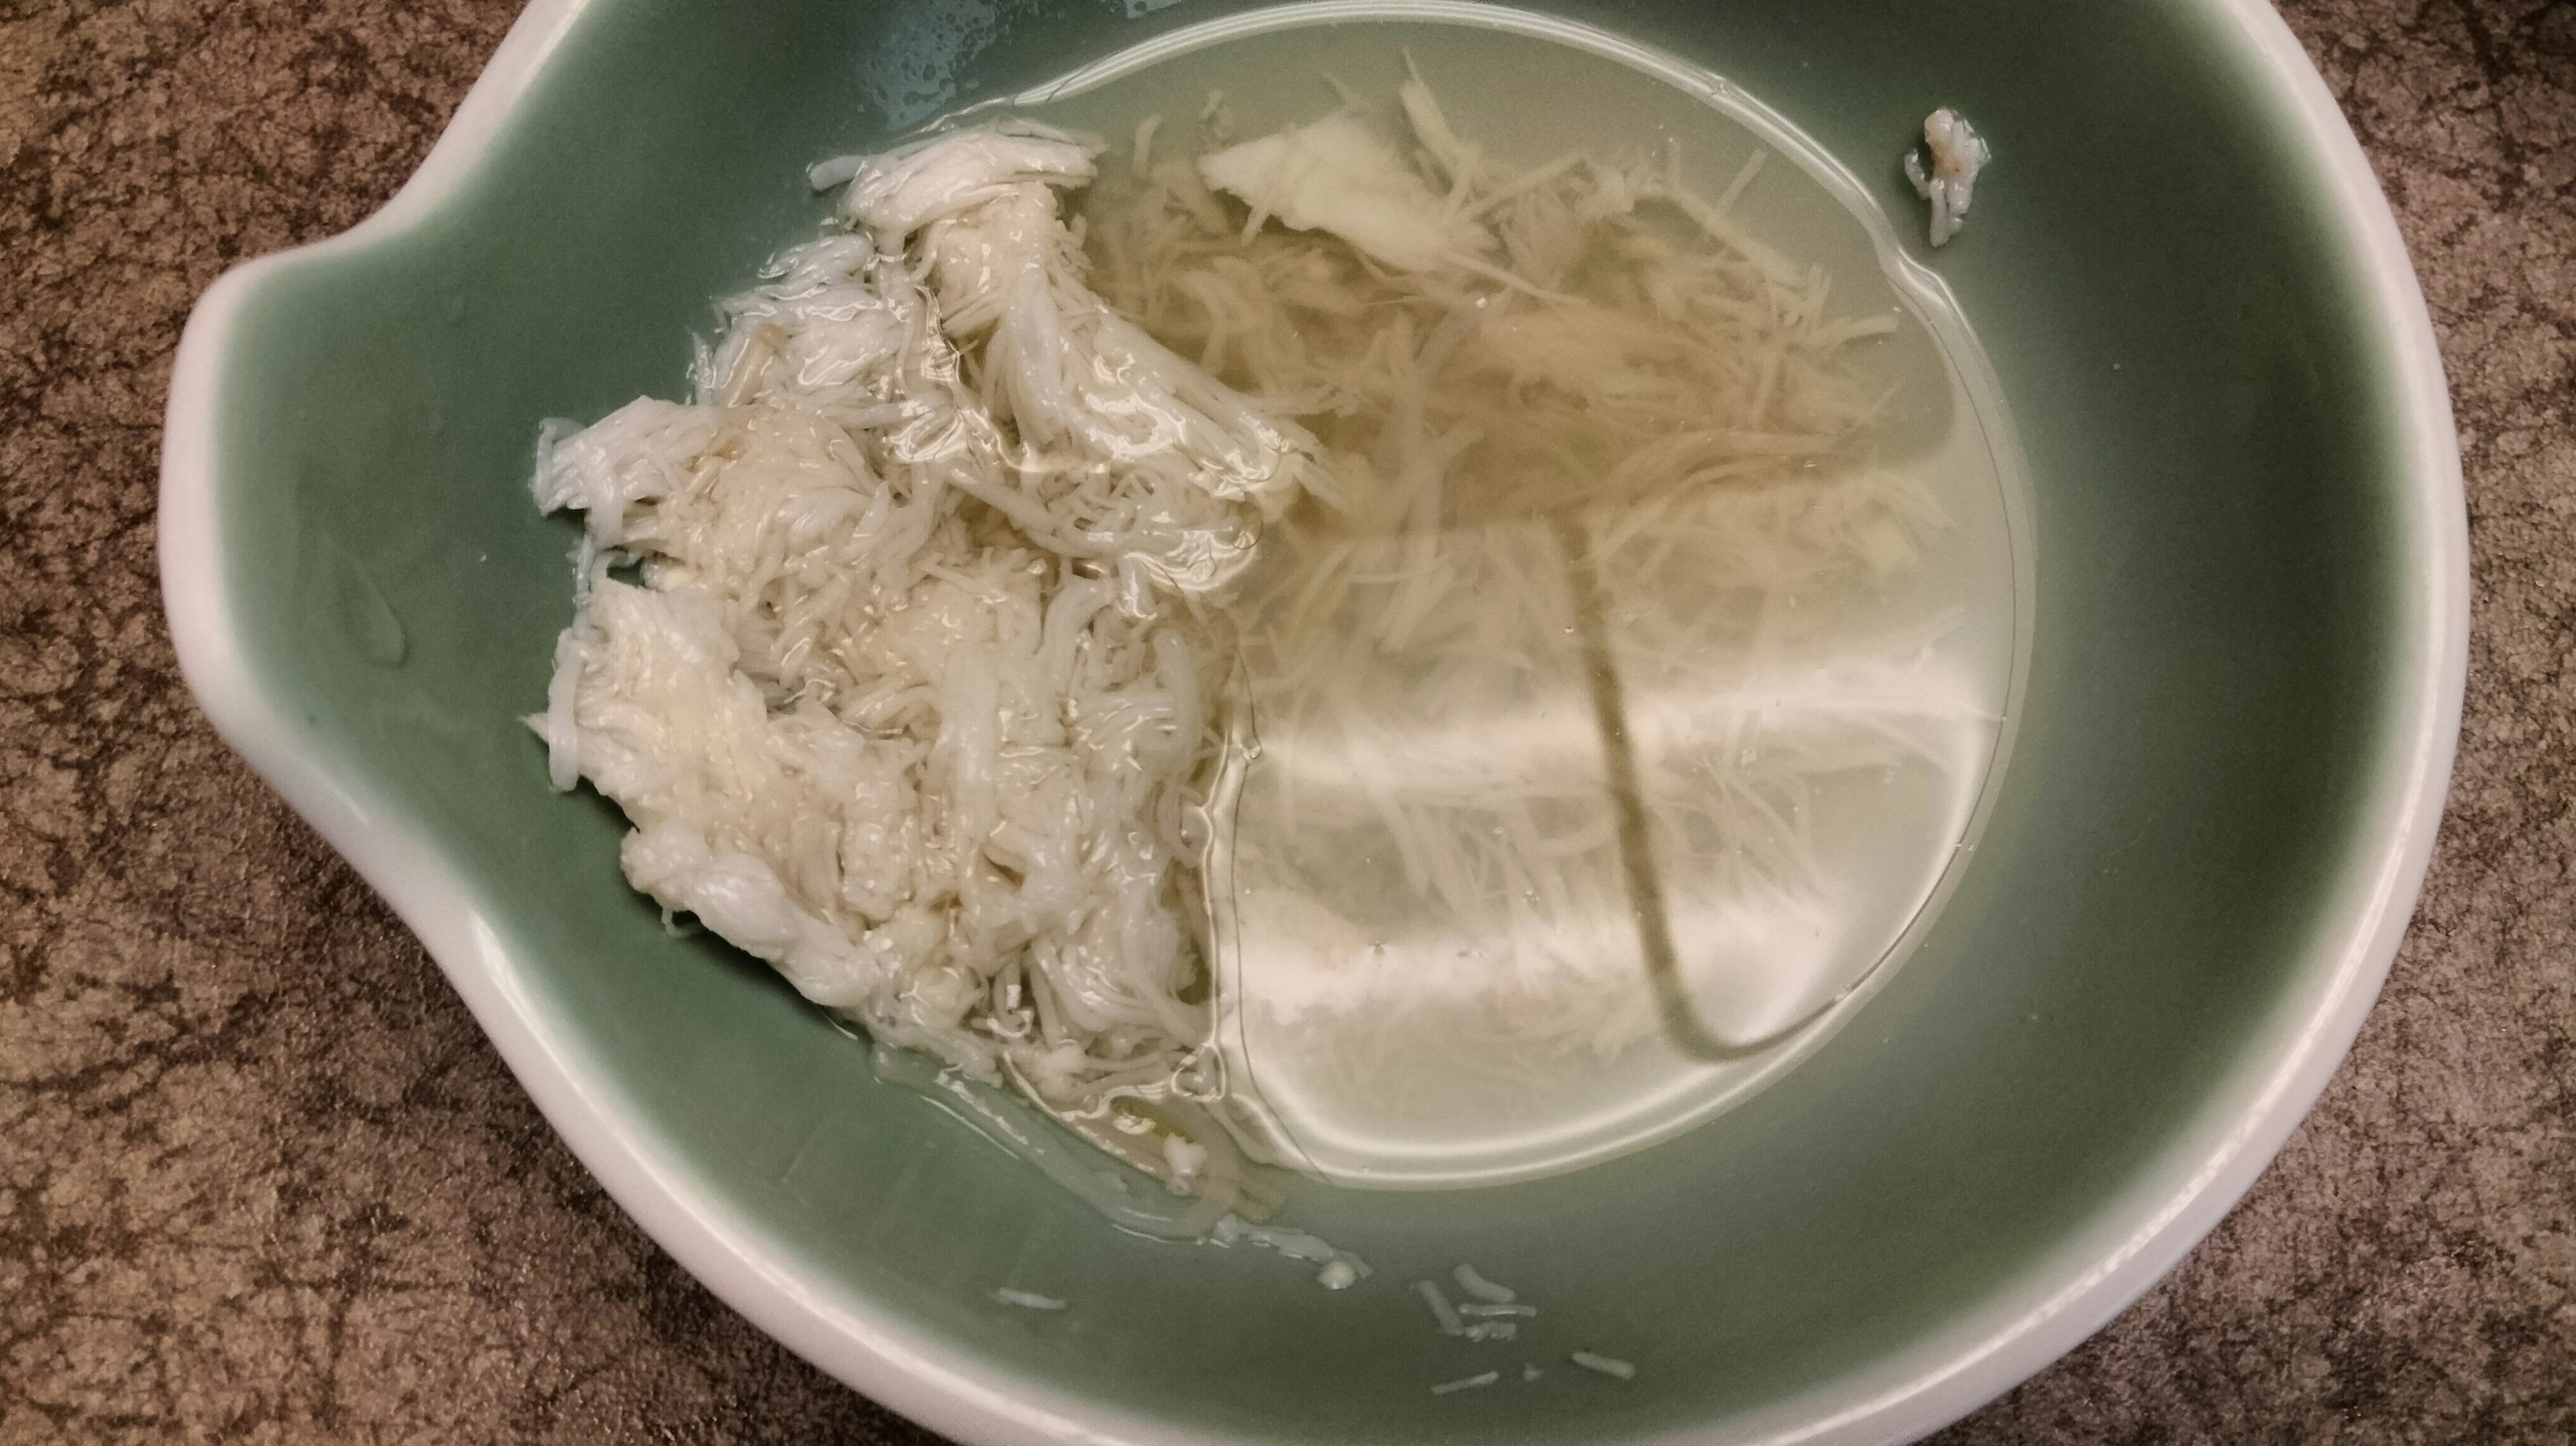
[155,0,2468,1442]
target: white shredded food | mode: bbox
[1415,1262,1536,1341]
[1904,107,1989,247]
[1570,1350,1637,1380]
[992,1288,1069,1311]
[1209,1211,1373,1286]
[1414,1278,1467,1335]
[1452,1263,1517,1303]
[531,120,1325,1209]
[533,66,1955,1220]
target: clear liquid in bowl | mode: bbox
[1022,4,2029,1188]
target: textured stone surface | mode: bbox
[1,0,2567,1441]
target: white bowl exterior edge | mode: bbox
[155,2,2469,1443]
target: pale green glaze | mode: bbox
[206,0,2420,1438]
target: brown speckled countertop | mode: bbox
[3,1,2570,1441]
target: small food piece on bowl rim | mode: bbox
[1903,107,1990,247]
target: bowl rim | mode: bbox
[157,1,2468,1441]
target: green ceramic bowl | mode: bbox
[160,0,2465,1441]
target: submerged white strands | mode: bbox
[1432,1371,1501,1395]
[531,123,1328,1207]
[1087,70,1972,1160]
[1904,108,1989,247]
[1570,1351,1637,1380]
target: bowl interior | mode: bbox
[201,0,2424,1438]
